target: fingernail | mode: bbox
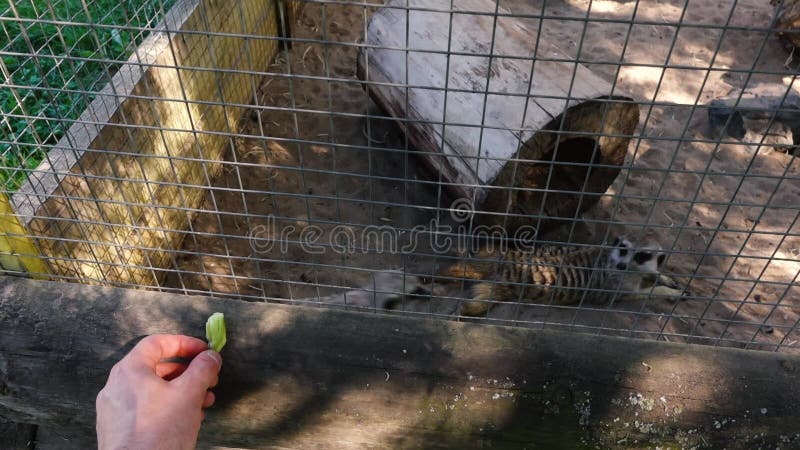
[204,350,222,366]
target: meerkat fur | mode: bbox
[386,235,685,316]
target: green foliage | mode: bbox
[0,0,175,191]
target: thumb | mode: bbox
[176,350,222,394]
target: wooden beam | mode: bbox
[1,276,799,449]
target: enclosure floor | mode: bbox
[164,0,800,353]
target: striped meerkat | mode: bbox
[386,236,685,316]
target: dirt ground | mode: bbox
[164,0,800,352]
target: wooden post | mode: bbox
[1,276,799,449]
[357,0,639,233]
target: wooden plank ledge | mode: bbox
[0,276,799,449]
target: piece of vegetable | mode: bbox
[205,312,227,352]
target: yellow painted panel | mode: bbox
[0,192,49,277]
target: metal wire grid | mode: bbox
[0,0,177,187]
[1,0,799,352]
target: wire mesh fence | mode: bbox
[1,0,799,353]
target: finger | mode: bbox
[156,361,189,380]
[175,350,222,395]
[202,390,216,408]
[126,335,209,373]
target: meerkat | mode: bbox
[385,236,685,316]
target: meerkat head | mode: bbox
[630,245,667,275]
[607,235,666,274]
[607,236,635,270]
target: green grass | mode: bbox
[0,0,175,191]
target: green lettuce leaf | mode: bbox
[205,312,227,352]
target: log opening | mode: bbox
[480,97,636,233]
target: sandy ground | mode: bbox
[164,0,800,352]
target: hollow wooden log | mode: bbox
[357,0,639,233]
[2,276,800,448]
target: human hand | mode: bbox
[96,334,222,450]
